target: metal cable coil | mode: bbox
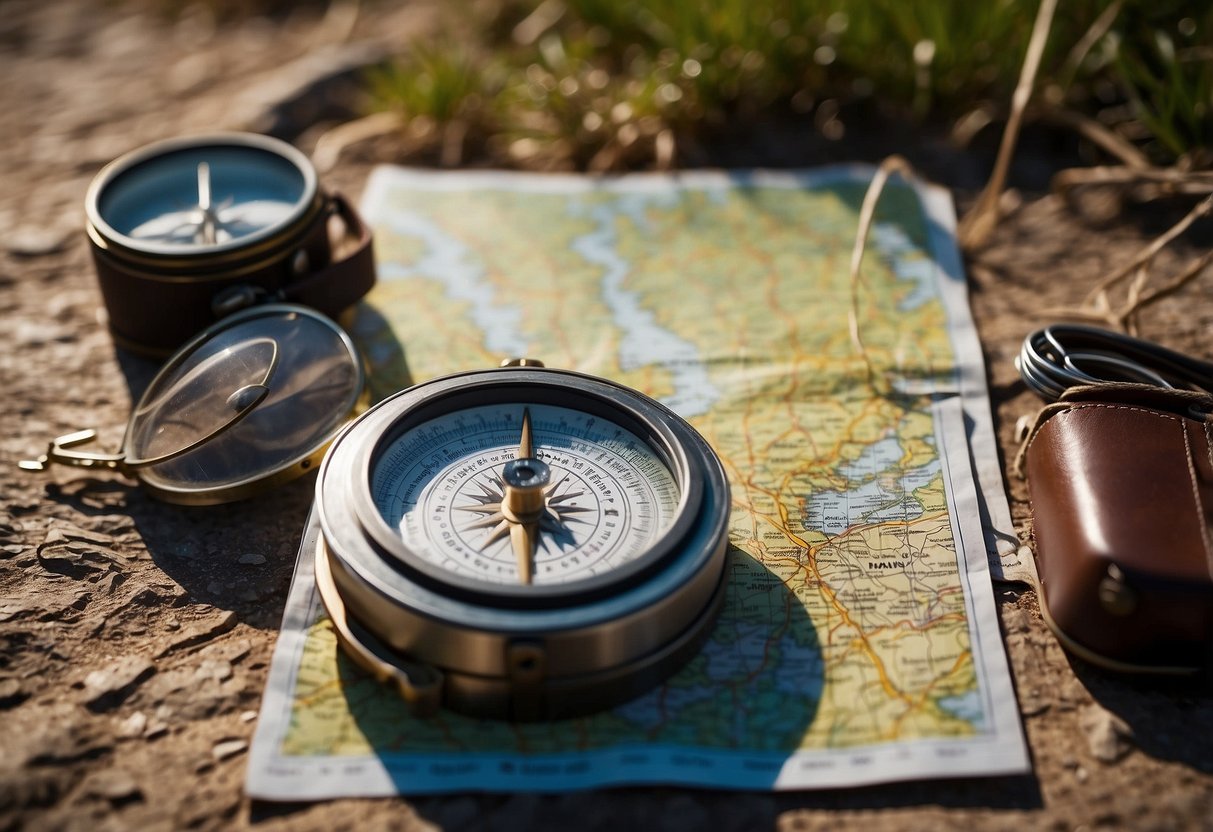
[1015,324,1213,402]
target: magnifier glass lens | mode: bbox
[127,309,361,495]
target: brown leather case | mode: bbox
[91,192,376,356]
[1024,383,1213,673]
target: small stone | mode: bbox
[238,552,266,565]
[156,610,237,657]
[0,678,28,708]
[195,638,251,666]
[0,600,30,622]
[1080,703,1134,763]
[212,739,247,761]
[4,225,71,257]
[97,572,127,594]
[81,655,156,712]
[144,705,172,739]
[144,719,169,740]
[0,517,22,542]
[193,659,233,684]
[240,710,258,723]
[44,523,115,548]
[83,768,142,803]
[117,711,148,739]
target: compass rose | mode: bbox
[453,409,592,584]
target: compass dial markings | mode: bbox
[372,402,680,585]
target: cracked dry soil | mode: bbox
[1,2,1212,830]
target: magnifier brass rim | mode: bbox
[122,303,366,505]
[346,369,706,607]
[85,132,321,266]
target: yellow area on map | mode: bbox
[282,174,984,760]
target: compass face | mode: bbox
[315,366,731,719]
[87,134,317,257]
[371,403,681,586]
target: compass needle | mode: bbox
[517,408,534,460]
[510,522,538,585]
[196,162,218,245]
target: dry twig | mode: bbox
[959,0,1059,249]
[849,155,917,387]
[1041,194,1213,332]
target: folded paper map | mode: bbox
[246,167,1028,798]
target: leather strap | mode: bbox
[278,192,376,316]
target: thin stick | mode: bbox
[1053,165,1213,198]
[1041,108,1151,170]
[311,110,406,173]
[959,0,1059,249]
[1130,249,1213,313]
[1082,192,1213,304]
[849,155,916,386]
[1058,0,1123,89]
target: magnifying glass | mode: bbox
[21,305,366,505]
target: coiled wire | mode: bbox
[1015,324,1213,402]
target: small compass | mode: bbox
[85,132,375,354]
[315,361,731,721]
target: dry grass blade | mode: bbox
[1042,197,1213,332]
[1057,0,1122,88]
[959,0,1059,250]
[1080,192,1213,305]
[1041,108,1151,170]
[1053,166,1213,200]
[312,110,406,172]
[849,155,917,387]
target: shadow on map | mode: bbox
[324,546,823,795]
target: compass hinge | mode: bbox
[506,640,547,722]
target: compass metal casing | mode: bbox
[84,132,375,355]
[316,366,731,720]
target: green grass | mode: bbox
[364,0,1212,171]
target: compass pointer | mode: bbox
[510,521,538,585]
[196,162,218,245]
[517,408,534,460]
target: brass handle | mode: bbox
[313,540,443,716]
[18,430,127,473]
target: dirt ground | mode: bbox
[2,2,1212,830]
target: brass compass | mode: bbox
[315,360,731,721]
